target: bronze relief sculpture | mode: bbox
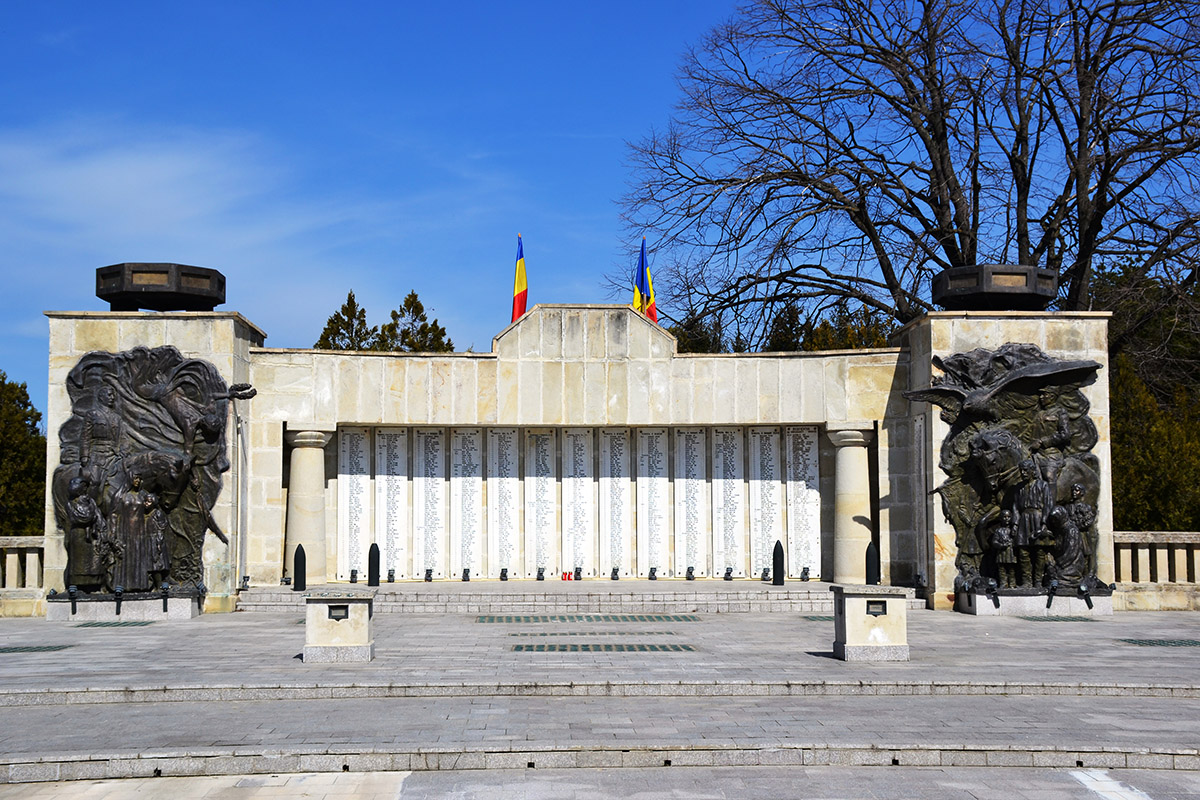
[52,346,254,594]
[905,343,1108,595]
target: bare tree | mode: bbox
[624,0,1200,347]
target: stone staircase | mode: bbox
[235,581,923,614]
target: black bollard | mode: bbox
[114,586,123,616]
[368,543,381,587]
[68,585,78,616]
[293,545,307,592]
[865,541,881,585]
[161,583,170,613]
[772,541,785,585]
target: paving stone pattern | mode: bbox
[0,608,1199,787]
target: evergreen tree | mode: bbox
[377,291,454,353]
[314,291,379,350]
[1109,354,1200,531]
[668,314,725,354]
[0,372,46,537]
[801,304,893,351]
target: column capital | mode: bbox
[286,430,332,448]
[828,427,874,448]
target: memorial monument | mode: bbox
[41,265,1114,612]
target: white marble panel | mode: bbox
[749,426,783,577]
[599,428,633,577]
[524,429,558,576]
[450,428,484,580]
[373,427,408,579]
[636,428,671,576]
[560,428,595,576]
[413,428,447,578]
[486,428,521,578]
[337,427,372,581]
[711,426,746,577]
[673,428,709,577]
[784,425,821,578]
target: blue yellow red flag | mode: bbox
[632,237,657,323]
[511,234,528,323]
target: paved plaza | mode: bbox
[0,585,1198,797]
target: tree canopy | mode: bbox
[0,371,45,537]
[626,0,1200,348]
[314,290,454,353]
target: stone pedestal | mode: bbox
[831,584,909,662]
[46,595,200,621]
[303,589,375,663]
[829,426,874,584]
[285,430,333,586]
[955,591,1113,616]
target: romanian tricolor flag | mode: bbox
[511,234,528,323]
[632,237,657,323]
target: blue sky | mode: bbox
[0,1,736,415]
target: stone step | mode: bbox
[234,583,922,614]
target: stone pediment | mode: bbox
[492,305,677,362]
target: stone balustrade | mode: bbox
[0,536,45,617]
[1112,531,1200,611]
[1112,531,1198,584]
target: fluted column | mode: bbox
[284,430,332,585]
[830,426,874,584]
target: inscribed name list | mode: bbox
[748,426,783,576]
[487,428,520,578]
[599,428,633,577]
[373,427,409,578]
[562,428,595,575]
[711,426,746,576]
[337,427,372,580]
[413,428,447,578]
[450,428,483,579]
[524,430,557,575]
[636,428,670,576]
[673,428,709,577]
[784,425,821,577]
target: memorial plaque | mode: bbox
[711,426,746,577]
[337,427,372,581]
[487,428,521,578]
[749,426,783,576]
[674,428,709,577]
[784,425,821,578]
[450,428,483,579]
[373,427,409,579]
[561,428,595,576]
[636,428,671,576]
[524,429,558,576]
[599,428,633,577]
[413,428,448,578]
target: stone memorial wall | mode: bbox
[41,304,1112,610]
[330,423,827,580]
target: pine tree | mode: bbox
[314,291,379,350]
[376,291,454,353]
[0,372,46,537]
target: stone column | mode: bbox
[285,431,332,585]
[830,426,874,584]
